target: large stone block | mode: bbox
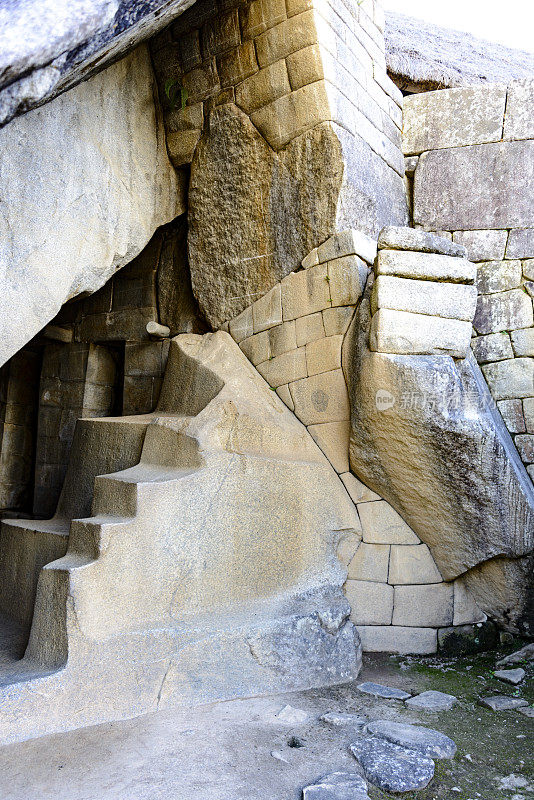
[482,358,534,400]
[389,544,443,585]
[511,329,534,357]
[506,228,534,259]
[403,86,506,155]
[290,369,349,425]
[371,275,477,321]
[474,289,533,335]
[356,625,437,654]
[345,294,534,632]
[281,264,331,321]
[0,46,182,368]
[471,333,513,364]
[392,583,453,627]
[358,500,419,545]
[370,308,473,358]
[345,579,394,625]
[453,230,508,262]
[476,261,522,295]
[235,59,290,114]
[414,141,534,231]
[251,80,330,149]
[378,226,467,258]
[503,80,534,142]
[376,250,475,284]
[347,541,390,582]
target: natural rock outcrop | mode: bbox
[0,45,183,367]
[344,290,534,634]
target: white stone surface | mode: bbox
[503,80,534,141]
[0,46,182,368]
[347,542,390,582]
[371,275,477,321]
[376,250,476,284]
[452,230,508,262]
[388,544,443,585]
[345,580,393,625]
[392,583,453,627]
[358,500,420,545]
[355,626,437,654]
[317,229,377,266]
[370,308,473,357]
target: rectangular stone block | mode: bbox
[482,358,534,400]
[255,10,317,67]
[251,80,330,149]
[345,580,393,625]
[268,320,297,357]
[165,102,204,133]
[355,625,437,654]
[235,59,290,114]
[471,333,513,364]
[515,434,534,463]
[497,399,526,433]
[523,398,534,433]
[322,306,354,336]
[318,229,377,266]
[414,141,534,231]
[340,472,381,504]
[503,80,534,141]
[392,583,453,627]
[328,255,367,307]
[281,264,331,321]
[256,347,307,387]
[308,420,349,473]
[218,41,258,88]
[182,59,221,103]
[370,308,473,357]
[305,335,343,376]
[524,260,534,281]
[376,249,476,284]
[286,43,324,90]
[229,305,253,342]
[473,289,533,335]
[453,230,508,262]
[252,284,282,332]
[178,29,202,72]
[371,275,477,321]
[377,226,466,258]
[358,500,419,545]
[511,328,534,357]
[202,10,241,58]
[506,228,534,259]
[347,541,390,582]
[289,369,349,424]
[295,312,325,346]
[476,260,522,294]
[388,544,443,585]
[403,86,506,155]
[240,0,286,39]
[166,129,202,168]
[240,331,270,364]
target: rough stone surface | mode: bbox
[350,737,434,793]
[188,109,344,327]
[320,713,368,728]
[504,80,534,141]
[392,583,453,626]
[345,294,534,632]
[0,45,182,368]
[453,230,508,262]
[482,359,534,401]
[356,682,411,700]
[405,691,458,712]
[378,226,467,258]
[376,249,476,283]
[370,308,473,358]
[371,275,477,321]
[474,289,534,335]
[355,626,437,654]
[479,696,528,711]
[476,260,522,294]
[414,141,534,231]
[345,581,393,626]
[471,333,513,364]
[506,228,534,259]
[493,668,525,685]
[302,771,369,800]
[496,643,534,665]
[366,720,457,758]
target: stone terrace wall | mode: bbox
[150,0,408,328]
[224,230,486,654]
[405,83,534,480]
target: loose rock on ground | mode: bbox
[365,720,457,759]
[350,736,435,793]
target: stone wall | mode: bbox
[225,230,487,653]
[150,0,408,328]
[405,82,534,480]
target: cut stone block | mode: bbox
[476,260,522,294]
[166,129,202,168]
[506,228,534,259]
[356,626,437,654]
[524,260,534,280]
[511,328,534,357]
[371,275,477,321]
[328,256,367,307]
[358,500,419,545]
[453,578,487,625]
[479,696,528,711]
[256,347,307,387]
[370,308,473,358]
[295,312,325,346]
[405,690,458,712]
[217,42,258,89]
[404,156,418,177]
[473,289,533,335]
[392,583,453,627]
[229,306,253,342]
[388,544,443,585]
[323,307,354,337]
[281,265,331,321]
[345,580,393,625]
[350,737,434,793]
[308,420,350,473]
[403,86,506,154]
[252,284,282,333]
[524,398,534,433]
[340,473,381,504]
[497,399,526,434]
[318,229,378,266]
[471,333,513,364]
[306,335,343,376]
[366,720,457,759]
[286,43,324,90]
[414,141,534,231]
[269,321,296,357]
[289,369,349,425]
[240,331,270,364]
[356,682,411,700]
[482,358,534,400]
[453,230,508,262]
[254,11,318,67]
[251,80,330,149]
[235,59,290,114]
[302,247,319,269]
[515,434,534,463]
[376,249,476,284]
[276,383,294,410]
[240,0,287,39]
[503,80,534,141]
[347,542,390,582]
[378,226,467,258]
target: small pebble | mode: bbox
[275,705,308,724]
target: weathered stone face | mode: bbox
[188,105,344,328]
[0,45,183,368]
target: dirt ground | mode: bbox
[0,638,531,800]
